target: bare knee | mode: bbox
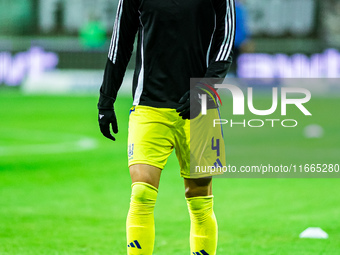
[184,177,212,198]
[129,164,162,189]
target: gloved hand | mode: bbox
[176,82,221,120]
[98,109,118,141]
[176,87,202,120]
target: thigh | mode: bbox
[128,106,176,170]
[177,108,226,178]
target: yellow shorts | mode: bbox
[127,105,225,178]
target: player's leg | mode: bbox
[126,164,161,255]
[175,109,224,255]
[126,106,177,254]
[184,177,218,255]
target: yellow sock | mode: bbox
[126,182,158,255]
[187,195,217,255]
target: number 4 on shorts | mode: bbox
[211,137,220,157]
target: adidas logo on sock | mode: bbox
[127,240,141,249]
[193,250,209,255]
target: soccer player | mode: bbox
[97,0,235,254]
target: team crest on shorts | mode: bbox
[128,143,134,160]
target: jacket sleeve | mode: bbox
[98,0,139,110]
[204,0,235,79]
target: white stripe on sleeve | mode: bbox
[108,0,124,63]
[216,0,235,62]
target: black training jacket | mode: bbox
[98,0,235,110]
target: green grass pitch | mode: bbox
[0,89,339,254]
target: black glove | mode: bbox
[98,109,118,141]
[176,82,221,120]
[176,87,202,120]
